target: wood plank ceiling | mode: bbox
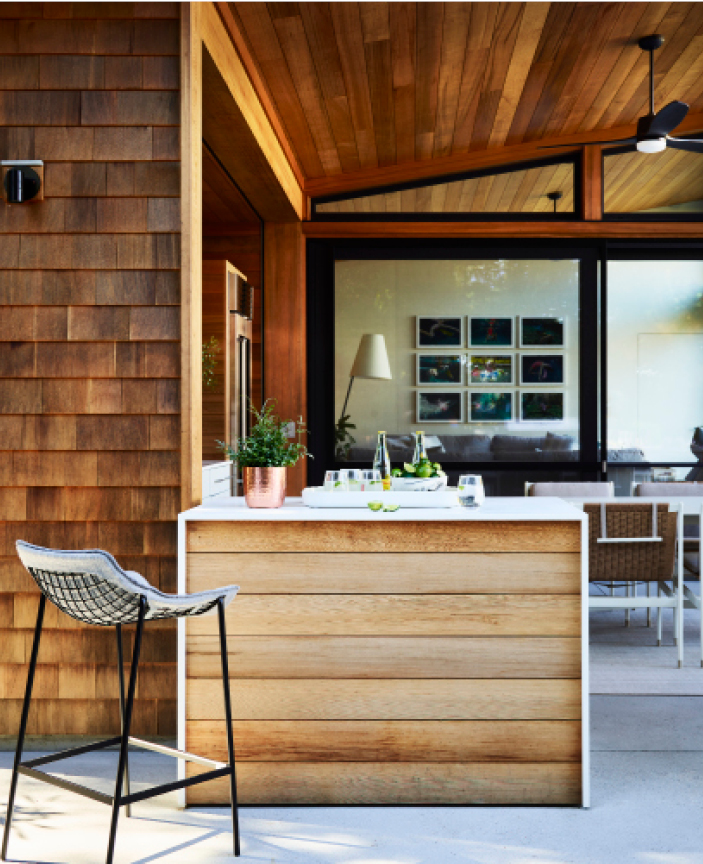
[229,2,703,209]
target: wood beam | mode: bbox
[214,2,305,191]
[200,2,305,221]
[581,146,602,221]
[304,113,703,199]
[264,223,307,495]
[303,221,703,239]
[181,2,203,509]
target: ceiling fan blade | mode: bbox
[647,101,689,136]
[667,137,703,154]
[539,137,637,149]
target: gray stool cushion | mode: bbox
[16,540,239,626]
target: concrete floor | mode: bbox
[2,694,703,864]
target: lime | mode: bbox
[432,462,442,470]
[416,465,432,478]
[403,463,416,474]
[436,469,446,478]
[391,468,402,477]
[367,501,383,512]
[383,504,400,512]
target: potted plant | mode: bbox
[218,401,310,508]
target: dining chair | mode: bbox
[634,482,703,666]
[525,481,615,497]
[583,502,683,667]
[2,541,241,864]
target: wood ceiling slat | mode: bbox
[299,3,361,173]
[483,166,512,210]
[451,2,499,153]
[414,1,444,160]
[430,181,448,213]
[488,2,550,148]
[272,11,342,175]
[234,2,325,178]
[364,36,397,166]
[389,3,416,165]
[360,2,391,43]
[329,2,379,169]
[432,2,472,158]
[503,2,574,146]
[470,2,524,152]
[540,3,626,140]
[646,25,703,119]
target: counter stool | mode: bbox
[2,541,241,864]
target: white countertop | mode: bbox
[179,496,586,522]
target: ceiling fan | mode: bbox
[542,35,703,154]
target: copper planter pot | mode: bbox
[243,467,287,508]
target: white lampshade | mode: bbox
[350,334,392,380]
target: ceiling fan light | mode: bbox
[637,137,666,153]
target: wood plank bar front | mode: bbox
[180,499,587,807]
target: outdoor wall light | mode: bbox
[1,160,44,204]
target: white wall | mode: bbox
[608,260,703,463]
[335,258,580,451]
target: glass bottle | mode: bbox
[373,431,391,490]
[412,431,427,464]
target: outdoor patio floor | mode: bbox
[2,604,703,863]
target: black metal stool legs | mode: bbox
[218,597,240,857]
[115,624,132,818]
[106,597,146,864]
[2,594,46,861]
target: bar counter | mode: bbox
[178,496,589,807]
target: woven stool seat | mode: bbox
[16,540,239,625]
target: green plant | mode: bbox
[218,400,311,468]
[202,336,219,392]
[334,414,356,460]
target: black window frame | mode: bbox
[307,237,600,486]
[310,154,581,222]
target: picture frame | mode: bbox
[469,316,514,348]
[520,316,565,348]
[469,391,513,423]
[469,353,513,385]
[417,391,464,423]
[520,391,565,422]
[417,353,464,386]
[520,354,564,385]
[416,316,463,348]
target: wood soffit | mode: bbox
[224,2,703,204]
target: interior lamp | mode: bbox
[340,334,392,419]
[636,137,666,153]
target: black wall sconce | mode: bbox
[1,160,44,204]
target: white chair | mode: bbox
[525,481,615,498]
[3,541,241,863]
[634,483,703,666]
[583,502,684,667]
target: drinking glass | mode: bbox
[346,469,363,492]
[359,469,383,492]
[324,470,349,492]
[458,474,485,508]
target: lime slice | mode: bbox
[383,504,400,512]
[403,463,416,474]
[367,501,383,512]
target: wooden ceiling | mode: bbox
[604,148,703,212]
[202,143,261,230]
[229,1,703,197]
[317,162,575,214]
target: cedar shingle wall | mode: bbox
[0,2,180,739]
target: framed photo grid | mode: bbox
[412,316,566,424]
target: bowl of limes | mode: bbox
[390,459,447,492]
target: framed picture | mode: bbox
[417,391,463,423]
[417,353,464,385]
[469,391,513,423]
[520,391,565,422]
[469,317,513,348]
[520,316,564,348]
[417,316,463,348]
[520,354,564,385]
[470,353,513,385]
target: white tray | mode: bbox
[302,486,461,508]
